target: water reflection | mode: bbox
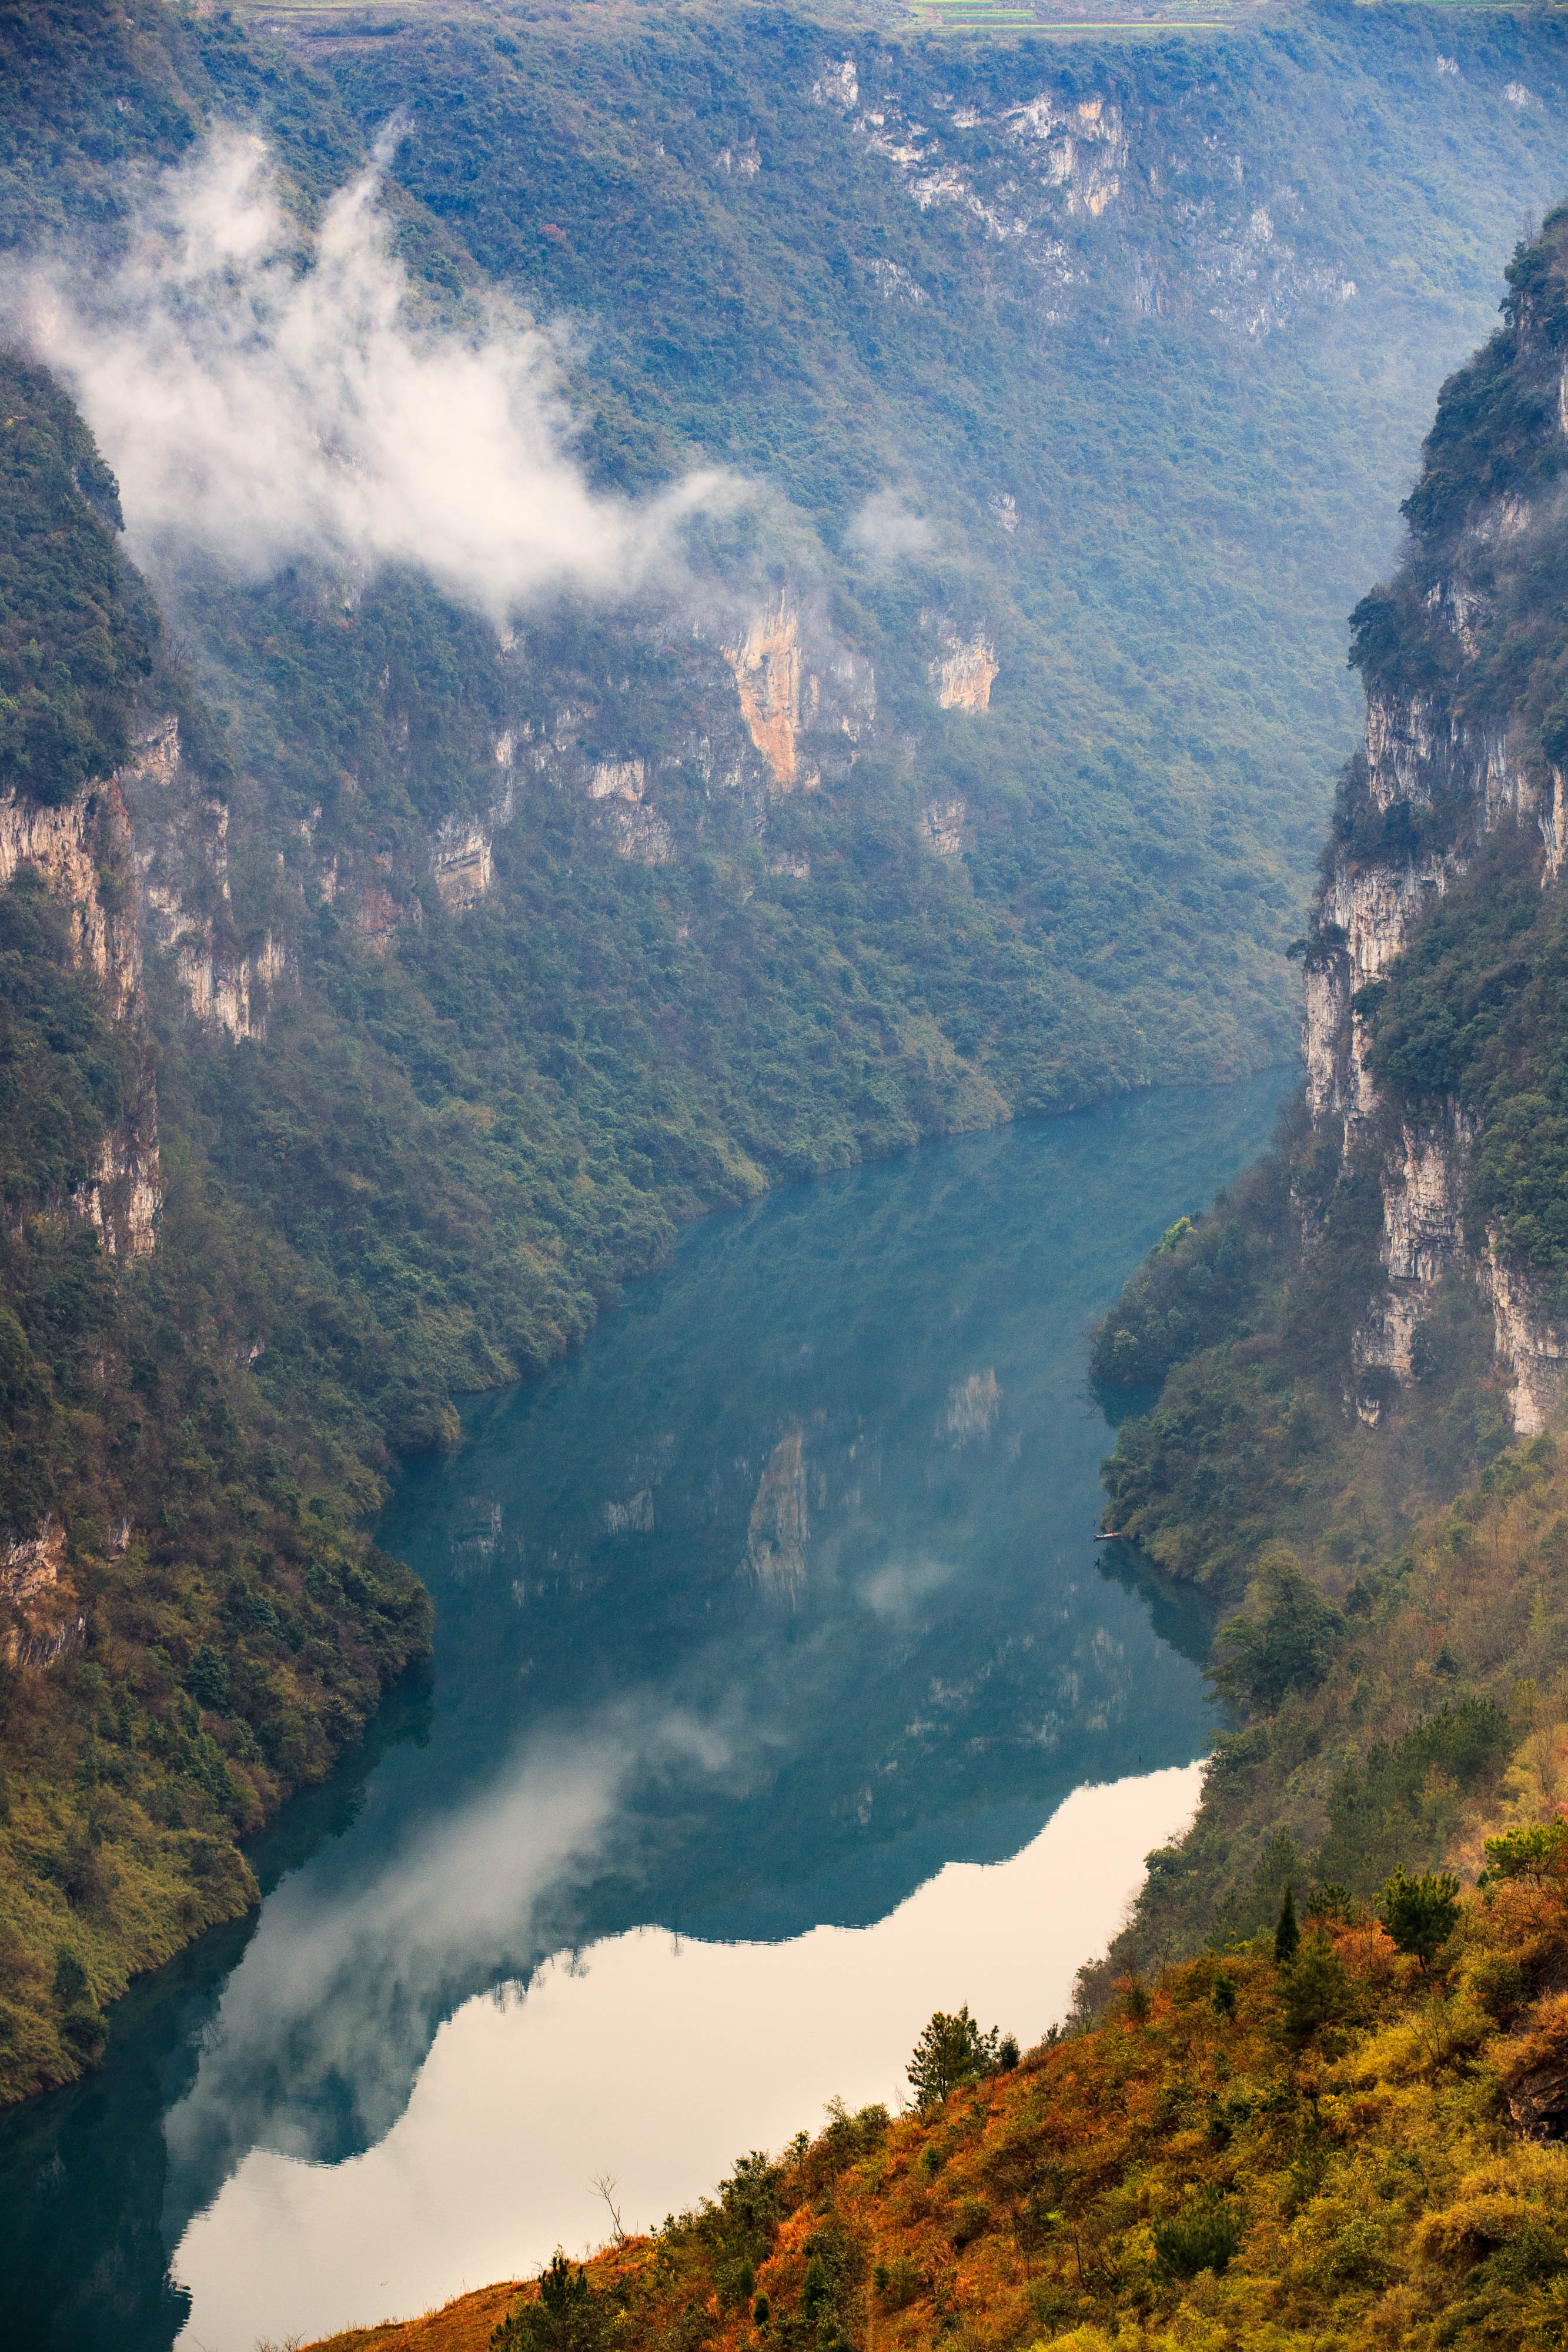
[171,1764,1205,2351]
[0,1073,1292,2352]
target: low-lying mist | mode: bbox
[14,125,731,622]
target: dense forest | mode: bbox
[299,180,1568,2352]
[1,0,1567,2118]
[1086,195,1568,2006]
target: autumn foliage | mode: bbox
[301,1842,1568,2352]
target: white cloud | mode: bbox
[14,126,731,621]
[845,488,937,565]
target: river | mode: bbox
[1,1071,1290,2351]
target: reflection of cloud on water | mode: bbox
[857,1556,956,1621]
[942,1369,1001,1442]
[160,1700,744,2242]
[168,1765,1206,2352]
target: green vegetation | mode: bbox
[0,333,430,2104]
[906,2005,1017,2109]
[0,0,1566,2105]
[0,356,153,806]
[1083,195,1568,2003]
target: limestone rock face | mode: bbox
[1305,857,1449,1132]
[921,797,968,856]
[0,740,160,1254]
[135,716,291,1042]
[1305,564,1568,1430]
[720,593,875,792]
[587,759,674,864]
[433,824,494,910]
[810,59,1361,338]
[724,595,804,787]
[1483,1251,1568,1438]
[0,775,142,1018]
[0,1514,82,1668]
[928,626,999,714]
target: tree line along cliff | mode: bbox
[1091,195,1568,1997]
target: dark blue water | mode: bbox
[0,1072,1290,2352]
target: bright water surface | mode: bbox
[1,1073,1291,2352]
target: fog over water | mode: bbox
[0,1072,1292,2352]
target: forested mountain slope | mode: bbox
[1092,193,1568,1993]
[298,183,1568,2352]
[1,0,1567,2103]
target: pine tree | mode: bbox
[1274,1882,1300,1967]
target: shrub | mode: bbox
[953,2197,989,2247]
[1279,1933,1356,2044]
[492,2253,609,2352]
[1212,1546,1345,1715]
[872,2256,922,2310]
[1152,2191,1243,2280]
[1481,1820,1568,1885]
[906,2005,1007,2109]
[1382,1867,1462,1971]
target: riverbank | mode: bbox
[297,1831,1568,2352]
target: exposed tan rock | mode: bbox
[1380,1113,1472,1287]
[0,730,164,1252]
[0,1515,83,1669]
[1483,1248,1568,1438]
[354,885,402,953]
[0,776,142,1019]
[587,759,674,864]
[927,621,998,713]
[1006,92,1126,220]
[434,826,493,911]
[724,594,804,787]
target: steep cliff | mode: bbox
[1083,204,1568,1986]
[1299,203,1568,1434]
[0,348,431,2110]
[4,0,1568,2114]
[0,767,158,1254]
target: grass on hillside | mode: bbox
[300,1822,1568,2352]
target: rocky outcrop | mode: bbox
[1305,852,1449,1133]
[1306,569,1567,1426]
[587,759,674,864]
[0,747,160,1254]
[1483,1251,1568,1438]
[131,713,294,1040]
[927,619,999,714]
[0,776,142,1018]
[921,797,968,856]
[0,1514,83,1668]
[433,824,494,910]
[811,58,1362,339]
[724,594,807,788]
[723,593,876,791]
